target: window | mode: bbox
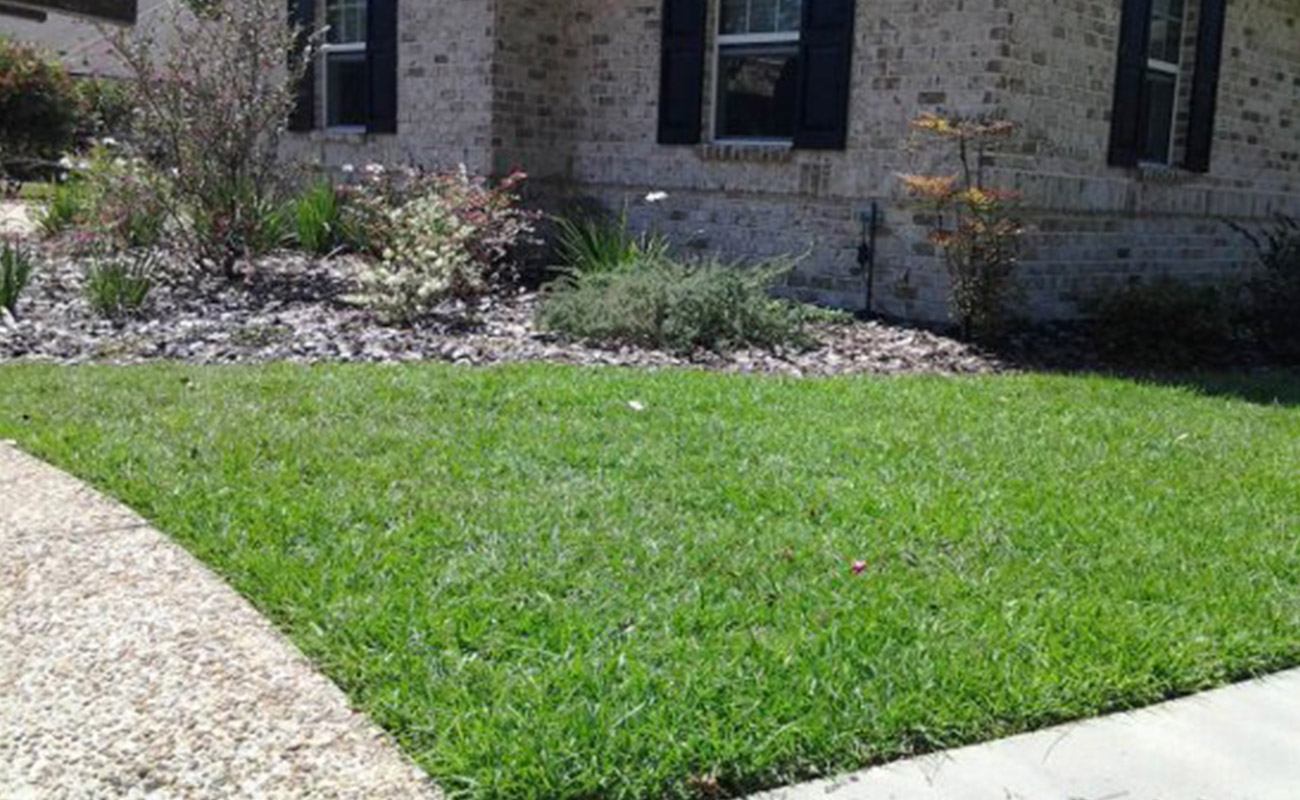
[1139,0,1186,163]
[715,0,803,141]
[322,0,368,129]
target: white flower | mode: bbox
[628,400,646,412]
[645,191,669,204]
[341,163,355,174]
[101,137,119,148]
[364,162,386,175]
[58,155,74,169]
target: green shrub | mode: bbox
[73,78,135,142]
[1089,277,1237,367]
[0,38,80,178]
[292,179,343,255]
[1,241,35,315]
[85,252,154,318]
[553,210,669,274]
[1237,216,1300,362]
[538,256,814,353]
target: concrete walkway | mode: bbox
[753,669,1300,800]
[0,443,440,799]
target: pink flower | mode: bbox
[851,560,868,575]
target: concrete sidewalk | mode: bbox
[752,669,1300,800]
[0,443,440,799]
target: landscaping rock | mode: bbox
[0,248,1015,375]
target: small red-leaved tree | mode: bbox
[109,0,316,276]
[900,113,1024,339]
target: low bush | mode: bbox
[1089,277,1238,367]
[292,179,344,255]
[1237,215,1300,362]
[351,168,539,323]
[0,38,80,178]
[1,241,35,315]
[84,251,155,318]
[538,256,815,353]
[553,209,669,275]
[72,78,135,143]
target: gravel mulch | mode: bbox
[1,247,1017,376]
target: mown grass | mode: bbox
[1,364,1297,799]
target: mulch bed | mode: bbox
[1,247,1035,375]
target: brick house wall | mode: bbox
[287,0,1300,322]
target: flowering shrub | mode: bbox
[900,113,1024,340]
[0,38,80,177]
[108,0,313,275]
[351,166,540,323]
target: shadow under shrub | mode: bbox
[1237,216,1300,363]
[538,257,816,354]
[1088,277,1238,367]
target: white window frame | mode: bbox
[321,0,367,133]
[1140,1,1187,165]
[712,6,801,144]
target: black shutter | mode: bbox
[793,0,855,150]
[367,0,398,133]
[288,0,315,132]
[1107,0,1153,167]
[657,0,706,145]
[1184,0,1226,173]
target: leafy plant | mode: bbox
[1,240,34,314]
[352,167,539,323]
[900,113,1024,340]
[0,37,80,178]
[1089,276,1238,367]
[1234,215,1300,362]
[35,144,169,249]
[107,0,314,276]
[539,255,814,353]
[293,178,344,255]
[84,251,155,318]
[553,208,669,275]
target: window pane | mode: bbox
[720,0,801,35]
[326,0,366,44]
[1139,69,1176,163]
[776,0,802,32]
[326,51,368,127]
[720,0,747,34]
[1147,0,1184,64]
[717,46,798,139]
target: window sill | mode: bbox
[697,141,794,163]
[1133,161,1201,184]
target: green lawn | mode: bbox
[2,364,1298,799]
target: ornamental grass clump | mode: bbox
[900,113,1024,340]
[1,240,34,315]
[84,251,155,319]
[553,207,670,275]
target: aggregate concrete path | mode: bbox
[751,668,1300,800]
[0,442,440,799]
